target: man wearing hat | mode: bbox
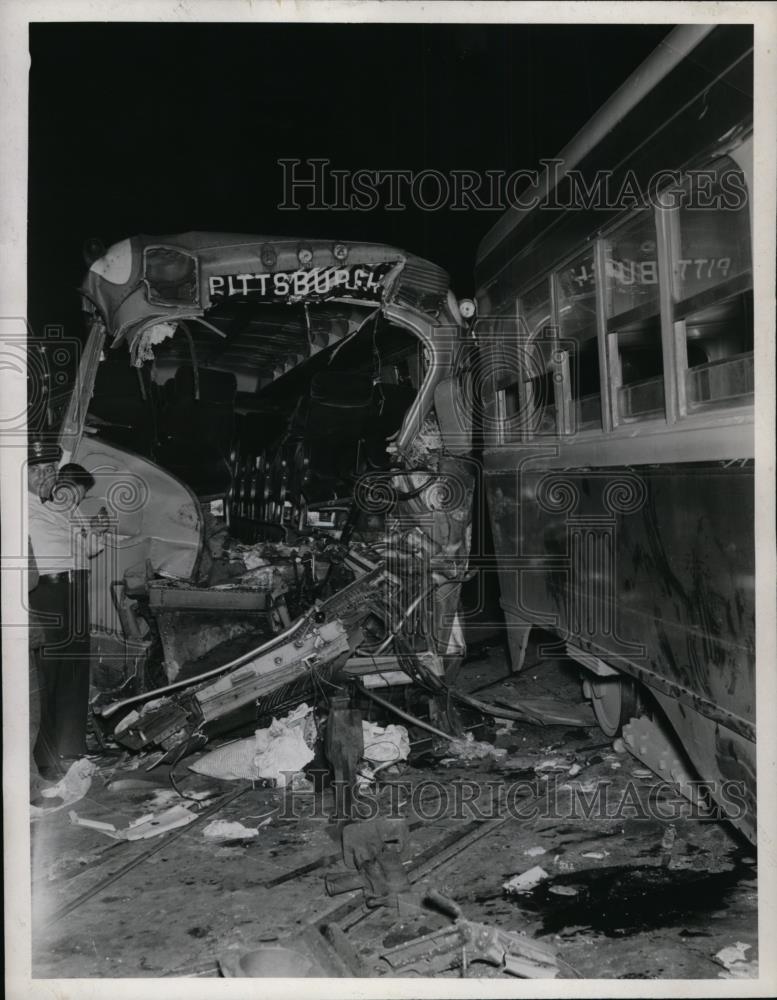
[27,438,100,776]
[27,439,63,789]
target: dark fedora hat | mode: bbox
[28,438,62,466]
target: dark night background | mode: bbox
[28,21,673,342]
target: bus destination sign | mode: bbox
[208,262,397,303]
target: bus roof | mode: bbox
[82,231,452,344]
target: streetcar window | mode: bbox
[605,210,660,319]
[516,280,557,436]
[602,212,665,422]
[612,317,665,420]
[483,314,535,444]
[675,158,751,303]
[556,250,602,430]
[518,279,553,340]
[673,156,753,411]
[684,290,754,409]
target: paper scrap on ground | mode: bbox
[503,866,549,894]
[447,733,507,761]
[534,757,568,772]
[203,820,260,842]
[362,722,410,764]
[190,704,315,786]
[714,942,752,970]
[549,884,579,897]
[524,846,546,857]
[31,759,98,819]
[718,961,759,979]
[714,940,758,979]
[69,804,197,840]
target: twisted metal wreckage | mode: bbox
[58,233,488,763]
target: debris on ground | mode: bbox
[503,866,549,894]
[713,942,758,978]
[362,721,410,765]
[202,819,261,842]
[381,890,569,977]
[189,703,315,785]
[31,759,97,818]
[444,733,507,761]
[68,803,198,840]
[533,756,569,772]
[325,817,412,909]
[548,884,579,897]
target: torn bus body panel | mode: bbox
[104,563,390,752]
[112,619,351,752]
[77,233,474,715]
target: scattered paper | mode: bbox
[503,866,549,894]
[534,757,568,772]
[447,734,507,761]
[523,846,547,857]
[253,704,315,786]
[123,805,198,839]
[203,820,260,842]
[362,721,410,764]
[31,759,97,818]
[549,884,579,897]
[718,961,759,979]
[149,788,184,808]
[69,803,197,840]
[714,942,752,970]
[190,704,315,786]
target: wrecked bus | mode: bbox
[474,24,756,841]
[64,234,476,747]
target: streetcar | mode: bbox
[473,24,756,841]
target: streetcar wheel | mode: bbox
[589,676,639,737]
